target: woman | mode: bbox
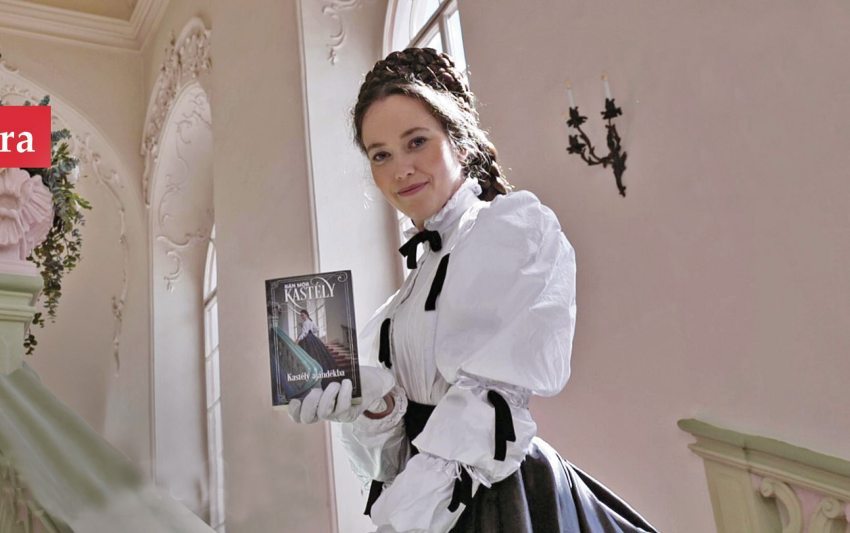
[296,309,338,387]
[289,48,656,533]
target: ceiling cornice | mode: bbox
[0,0,169,51]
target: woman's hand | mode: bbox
[287,365,395,424]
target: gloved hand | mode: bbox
[288,365,395,424]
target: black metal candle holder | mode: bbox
[566,98,628,197]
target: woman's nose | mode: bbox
[394,154,415,181]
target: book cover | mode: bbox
[265,270,362,406]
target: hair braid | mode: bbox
[354,47,512,201]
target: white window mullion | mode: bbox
[438,12,450,53]
[203,231,225,532]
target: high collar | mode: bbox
[402,179,482,240]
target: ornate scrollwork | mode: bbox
[809,497,848,533]
[321,0,367,64]
[759,477,803,533]
[152,85,212,292]
[141,17,211,205]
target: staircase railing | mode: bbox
[0,166,214,532]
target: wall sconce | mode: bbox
[565,75,628,197]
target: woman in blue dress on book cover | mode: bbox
[288,48,657,532]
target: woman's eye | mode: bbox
[410,136,427,149]
[371,151,389,163]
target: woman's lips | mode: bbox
[397,182,427,197]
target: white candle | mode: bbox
[602,74,612,100]
[566,81,576,108]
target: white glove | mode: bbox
[288,365,395,424]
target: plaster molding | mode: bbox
[681,419,850,533]
[0,0,168,50]
[0,77,132,372]
[151,87,212,293]
[71,133,130,371]
[321,0,367,64]
[141,18,211,207]
[0,56,19,75]
[809,497,848,533]
[154,171,209,292]
[759,477,803,533]
[156,233,207,292]
[679,419,850,499]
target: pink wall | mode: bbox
[460,1,850,530]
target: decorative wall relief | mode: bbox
[141,17,211,206]
[71,133,130,370]
[322,0,368,64]
[151,84,213,292]
[154,171,210,292]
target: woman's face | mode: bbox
[361,94,465,230]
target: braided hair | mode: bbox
[353,47,512,201]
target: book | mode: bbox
[265,270,362,407]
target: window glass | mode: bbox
[424,30,443,52]
[203,229,225,532]
[446,9,466,73]
[410,0,441,36]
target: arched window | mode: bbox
[385,0,469,272]
[385,0,467,73]
[203,226,225,533]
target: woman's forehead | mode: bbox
[362,95,441,144]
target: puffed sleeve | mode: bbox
[338,291,410,488]
[370,191,577,532]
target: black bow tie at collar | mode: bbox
[398,229,442,269]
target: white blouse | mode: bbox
[340,178,577,533]
[297,318,319,341]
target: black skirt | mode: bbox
[297,331,338,386]
[450,437,657,532]
[402,400,658,533]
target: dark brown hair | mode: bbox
[353,47,511,201]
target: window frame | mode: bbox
[203,227,226,533]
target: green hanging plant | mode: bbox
[0,95,92,355]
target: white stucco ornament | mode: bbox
[0,168,53,275]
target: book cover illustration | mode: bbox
[266,270,362,406]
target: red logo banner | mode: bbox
[0,106,52,168]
